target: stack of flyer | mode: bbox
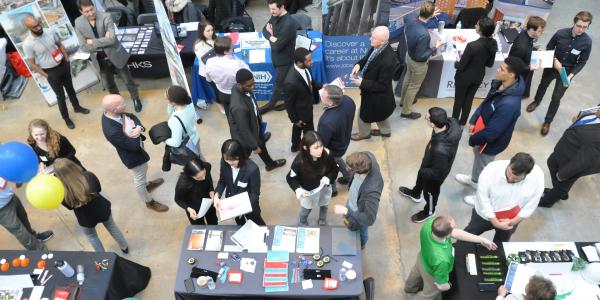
[263,251,289,292]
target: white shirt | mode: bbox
[231,166,240,182]
[475,160,544,220]
[205,54,249,94]
[245,92,258,117]
[194,40,214,77]
[293,64,311,86]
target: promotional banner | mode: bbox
[0,0,98,105]
[322,35,370,87]
[152,0,190,93]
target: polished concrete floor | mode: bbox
[1,1,599,299]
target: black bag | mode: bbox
[221,15,255,32]
[201,49,217,65]
[168,116,198,165]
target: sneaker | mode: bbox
[196,101,208,110]
[463,195,476,206]
[398,186,422,203]
[455,174,477,189]
[400,112,421,120]
[265,159,286,171]
[411,211,435,223]
[64,118,75,129]
[35,230,54,242]
[146,200,169,212]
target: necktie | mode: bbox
[304,69,311,86]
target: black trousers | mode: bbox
[464,208,519,245]
[411,174,442,215]
[291,119,314,148]
[522,70,533,98]
[99,59,139,99]
[266,64,292,107]
[235,208,266,226]
[453,82,479,125]
[13,195,34,234]
[544,153,578,205]
[43,61,81,119]
[217,90,232,119]
[244,141,276,167]
[533,68,569,123]
[187,205,218,225]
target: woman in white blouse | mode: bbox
[193,21,218,112]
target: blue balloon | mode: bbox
[0,142,39,183]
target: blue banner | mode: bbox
[323,35,370,87]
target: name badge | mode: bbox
[571,48,581,55]
[40,156,48,162]
[237,181,248,188]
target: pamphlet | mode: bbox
[295,34,312,50]
[230,220,269,252]
[248,49,266,64]
[505,262,536,295]
[72,51,90,60]
[271,226,297,253]
[296,227,320,254]
[530,50,555,68]
[576,105,599,119]
[187,229,206,250]
[218,192,253,222]
[223,231,243,252]
[197,198,214,219]
[318,77,346,99]
[205,230,223,251]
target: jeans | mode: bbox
[464,208,518,244]
[359,225,368,248]
[80,215,128,252]
[99,59,139,99]
[0,196,45,250]
[131,163,152,203]
[357,116,391,136]
[533,68,569,123]
[471,148,495,183]
[401,56,429,114]
[43,61,81,119]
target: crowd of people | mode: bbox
[1,0,598,299]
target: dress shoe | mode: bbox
[350,133,371,141]
[196,118,203,124]
[146,200,169,212]
[146,178,165,193]
[133,98,143,112]
[273,102,286,111]
[291,145,300,153]
[540,122,550,136]
[263,132,271,142]
[74,106,90,114]
[526,101,539,113]
[371,129,391,137]
[400,112,421,120]
[64,118,75,129]
[265,159,286,171]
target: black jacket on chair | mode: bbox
[214,158,261,212]
[552,122,600,180]
[228,85,262,152]
[102,113,149,169]
[283,66,322,124]
[356,45,397,123]
[454,37,497,86]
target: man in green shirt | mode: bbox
[405,215,497,299]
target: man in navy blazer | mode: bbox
[101,94,168,212]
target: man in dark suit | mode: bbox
[350,26,398,141]
[101,94,168,212]
[508,16,546,98]
[229,69,286,171]
[539,108,600,208]
[284,47,322,152]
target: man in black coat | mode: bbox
[228,69,286,171]
[284,47,322,152]
[508,16,546,98]
[539,108,600,208]
[260,0,297,114]
[101,94,168,212]
[398,108,462,222]
[350,26,397,141]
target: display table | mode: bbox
[416,29,512,99]
[0,250,150,299]
[118,25,197,78]
[191,31,326,102]
[444,241,600,300]
[174,225,363,299]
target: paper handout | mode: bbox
[72,51,90,60]
[218,192,253,222]
[271,226,297,253]
[197,198,214,219]
[530,50,555,68]
[248,49,266,63]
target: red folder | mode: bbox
[495,205,521,220]
[471,116,487,154]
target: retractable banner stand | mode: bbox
[153,0,190,93]
[0,0,98,105]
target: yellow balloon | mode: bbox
[26,174,64,210]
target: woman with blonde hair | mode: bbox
[27,119,83,173]
[53,158,128,253]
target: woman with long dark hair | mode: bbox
[175,158,218,225]
[193,21,217,111]
[213,139,265,225]
[53,158,128,253]
[453,16,498,126]
[286,131,338,226]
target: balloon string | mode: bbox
[55,208,86,250]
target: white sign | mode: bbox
[253,71,272,83]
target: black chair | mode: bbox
[363,277,375,300]
[137,13,158,25]
[455,7,487,29]
[133,0,156,14]
[106,6,137,26]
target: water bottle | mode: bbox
[76,265,85,285]
[55,260,75,278]
[456,21,462,30]
[438,20,445,35]
[206,277,216,290]
[338,267,347,281]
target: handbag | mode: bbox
[168,115,198,165]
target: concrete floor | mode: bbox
[1,0,599,299]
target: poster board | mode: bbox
[153,0,190,93]
[0,0,98,105]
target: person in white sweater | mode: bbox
[496,275,556,300]
[463,152,544,244]
[193,21,217,111]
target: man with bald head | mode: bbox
[101,94,169,212]
[22,15,89,129]
[401,1,444,120]
[349,26,398,141]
